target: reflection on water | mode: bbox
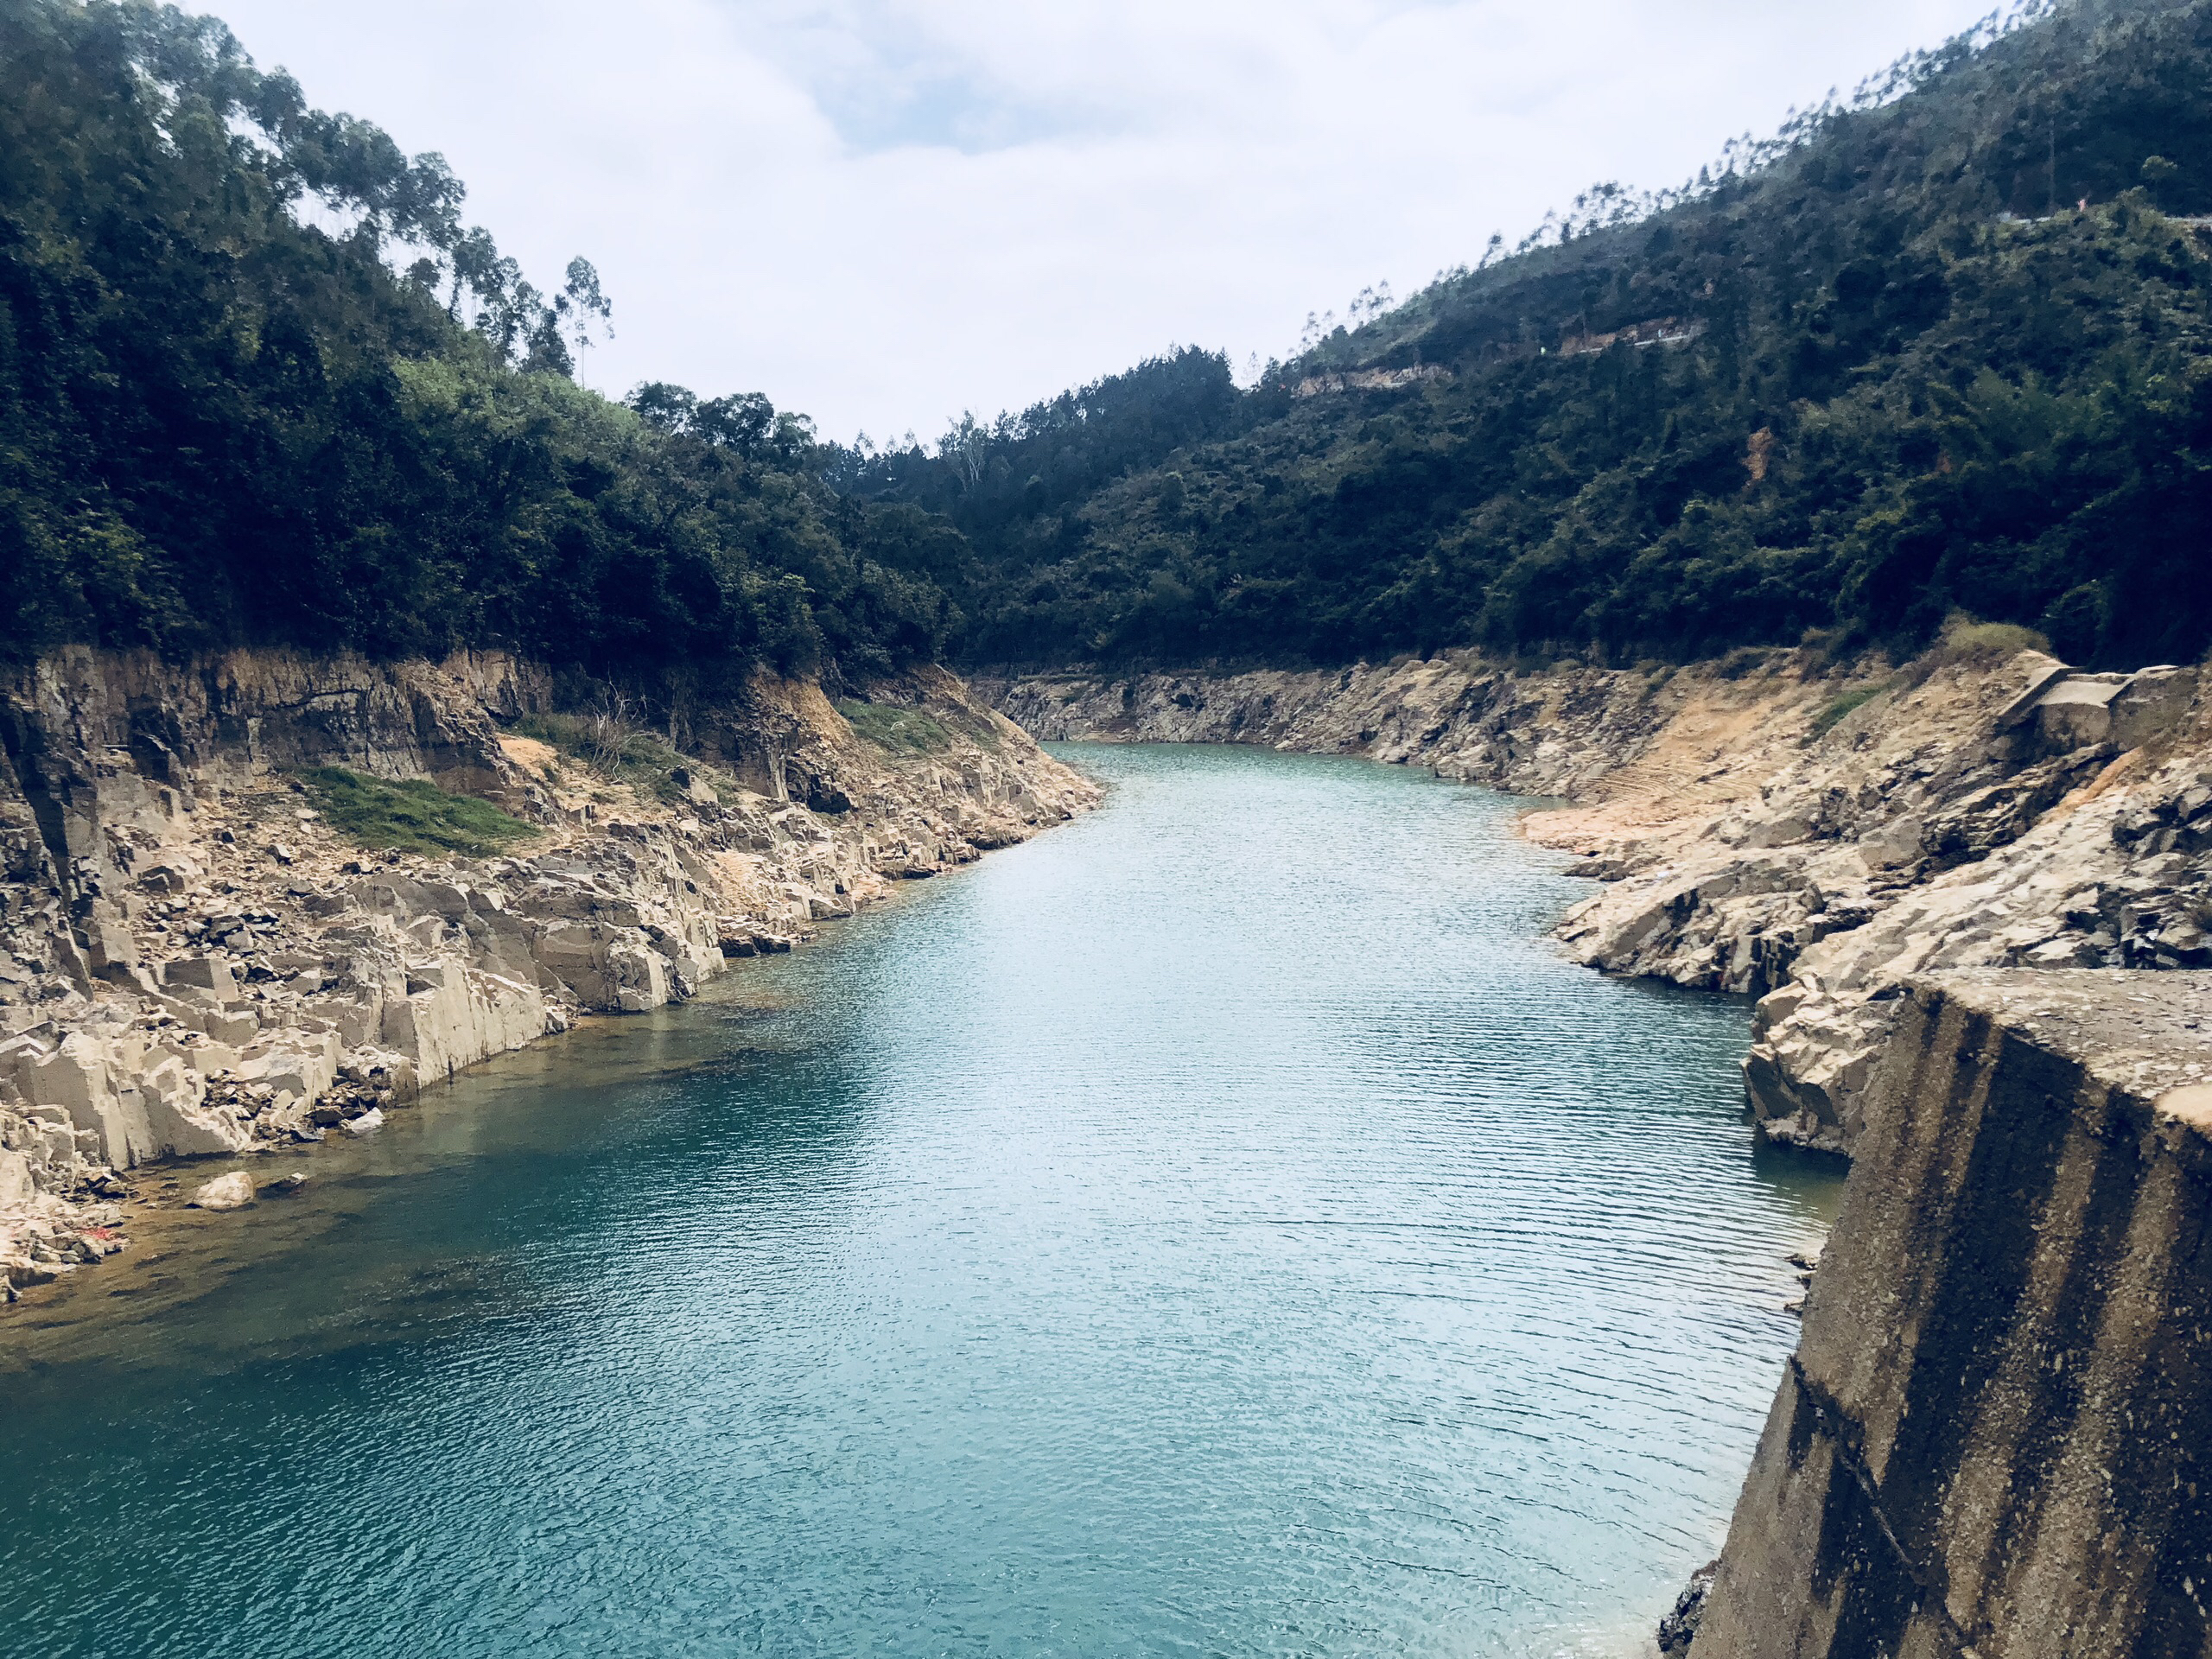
[0,744,1840,1657]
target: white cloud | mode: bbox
[208,0,1998,442]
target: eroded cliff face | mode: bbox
[988,649,2210,1157]
[0,649,1095,1295]
[1692,971,2212,1659]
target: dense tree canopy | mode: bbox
[0,0,956,697]
[836,0,2212,671]
[7,0,2211,688]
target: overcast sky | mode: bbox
[209,0,1997,445]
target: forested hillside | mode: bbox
[0,0,957,699]
[841,0,2212,673]
[9,0,2212,692]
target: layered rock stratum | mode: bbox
[0,649,1094,1296]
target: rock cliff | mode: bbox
[0,649,1095,1297]
[988,644,2209,1157]
[1691,971,2212,1658]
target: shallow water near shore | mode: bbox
[0,744,1840,1657]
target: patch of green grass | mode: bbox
[296,768,541,858]
[1897,613,2054,690]
[836,699,952,756]
[1808,686,1883,741]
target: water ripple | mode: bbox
[0,744,1839,1658]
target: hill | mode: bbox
[836,0,2212,673]
[10,0,2212,696]
[0,0,957,704]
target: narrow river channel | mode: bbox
[0,745,1841,1657]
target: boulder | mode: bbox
[163,955,238,999]
[201,1007,261,1045]
[188,1170,255,1211]
[2033,674,2127,751]
[1657,1560,1718,1656]
[0,1147,34,1208]
[2109,664,2197,750]
[16,1032,156,1168]
[670,766,719,807]
[77,901,139,981]
[1990,658,2075,729]
[375,962,544,1078]
[139,1054,252,1158]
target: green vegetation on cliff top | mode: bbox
[5,0,2211,699]
[0,0,956,697]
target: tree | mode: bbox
[559,257,613,385]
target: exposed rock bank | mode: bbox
[988,646,2209,1156]
[0,649,1094,1300]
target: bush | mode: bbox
[295,769,540,858]
[511,710,728,805]
[1808,686,1885,741]
[1931,615,2051,665]
[836,699,951,756]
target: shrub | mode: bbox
[836,699,951,755]
[511,710,728,805]
[1808,686,1884,741]
[1931,614,2051,665]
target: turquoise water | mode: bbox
[0,744,1838,1657]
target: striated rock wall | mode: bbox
[988,649,2211,1157]
[0,650,1095,1296]
[984,657,1727,798]
[1692,971,2212,1658]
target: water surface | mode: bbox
[0,744,1840,1656]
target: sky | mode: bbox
[207,0,2000,447]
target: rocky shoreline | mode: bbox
[13,638,2207,1649]
[985,639,2209,1158]
[991,645,2212,1653]
[0,649,1096,1302]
